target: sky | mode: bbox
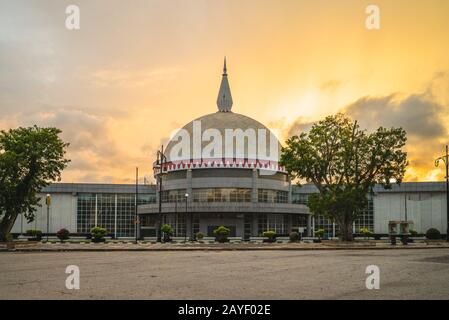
[1,0,449,183]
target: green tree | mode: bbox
[0,126,69,240]
[280,113,407,241]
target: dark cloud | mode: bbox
[343,93,447,139]
[286,72,449,181]
[287,117,315,137]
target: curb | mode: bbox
[1,245,449,253]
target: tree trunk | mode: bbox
[340,220,354,242]
[0,212,18,241]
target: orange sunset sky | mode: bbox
[1,0,449,183]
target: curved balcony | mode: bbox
[138,201,309,215]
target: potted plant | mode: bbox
[56,228,70,243]
[359,227,373,240]
[289,231,299,243]
[90,227,107,243]
[5,233,15,250]
[26,229,42,241]
[161,224,173,242]
[263,230,277,243]
[213,226,230,243]
[196,232,204,242]
[314,229,325,243]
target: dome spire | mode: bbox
[217,57,233,112]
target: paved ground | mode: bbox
[1,249,449,299]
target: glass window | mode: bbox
[258,189,288,203]
[192,188,251,202]
[77,192,155,237]
[77,194,96,234]
[162,213,186,237]
[292,193,309,204]
[257,213,288,235]
[161,189,187,203]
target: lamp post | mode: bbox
[435,145,449,242]
[184,193,188,242]
[45,194,51,242]
[135,167,138,244]
[157,146,167,243]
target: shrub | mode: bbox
[90,227,107,240]
[409,229,418,236]
[26,229,42,237]
[315,229,325,239]
[161,224,173,235]
[56,228,70,242]
[5,233,13,242]
[213,226,230,243]
[426,228,441,240]
[161,224,174,242]
[289,232,299,242]
[359,227,373,238]
[213,226,230,236]
[196,232,204,240]
[26,229,42,240]
[263,231,276,239]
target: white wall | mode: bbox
[11,193,77,234]
[374,192,447,234]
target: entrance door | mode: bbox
[207,225,236,237]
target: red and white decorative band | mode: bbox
[153,159,285,175]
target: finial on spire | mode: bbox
[223,56,227,75]
[217,57,233,112]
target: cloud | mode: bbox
[0,108,146,183]
[286,117,315,138]
[343,93,447,139]
[286,71,449,181]
[320,79,343,92]
[90,67,182,88]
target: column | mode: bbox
[94,194,98,227]
[288,177,292,203]
[251,168,258,203]
[252,213,259,236]
[186,169,193,239]
[114,194,117,238]
[307,215,312,237]
[186,169,193,202]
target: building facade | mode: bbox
[9,61,448,239]
[11,184,155,238]
[137,60,310,239]
[9,181,448,238]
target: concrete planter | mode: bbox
[425,239,444,245]
[6,242,15,250]
[215,235,229,243]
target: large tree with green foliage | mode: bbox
[0,126,69,240]
[280,113,407,241]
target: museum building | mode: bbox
[10,61,448,239]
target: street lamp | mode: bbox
[45,194,51,242]
[435,145,449,242]
[135,167,139,244]
[184,193,189,242]
[156,146,167,243]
